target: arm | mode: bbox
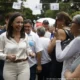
[0,34,7,60]
[0,34,16,61]
[26,35,35,57]
[36,51,42,72]
[56,37,79,62]
[48,29,66,54]
[64,64,80,79]
[47,37,56,54]
[35,35,43,72]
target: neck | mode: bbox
[57,24,66,29]
[39,36,44,37]
[74,32,80,37]
[13,31,20,36]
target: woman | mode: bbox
[48,11,72,54]
[48,11,73,78]
[56,15,80,79]
[0,12,35,80]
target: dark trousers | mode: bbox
[30,64,37,80]
[0,60,4,80]
[37,62,51,80]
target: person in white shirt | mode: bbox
[56,15,80,80]
[23,19,43,80]
[37,27,51,80]
[0,12,35,80]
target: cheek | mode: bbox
[57,21,63,25]
[71,27,77,33]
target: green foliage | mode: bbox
[71,11,80,18]
[23,8,35,21]
[44,10,54,18]
[44,2,78,19]
[73,0,80,2]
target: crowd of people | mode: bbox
[0,11,80,80]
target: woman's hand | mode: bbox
[65,65,80,79]
[6,54,16,61]
[29,52,35,57]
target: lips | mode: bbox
[16,26,22,31]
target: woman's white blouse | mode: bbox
[56,36,80,78]
[0,32,32,60]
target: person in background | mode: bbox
[37,27,51,80]
[0,12,13,80]
[56,14,80,80]
[0,12,35,80]
[48,11,73,78]
[49,25,55,40]
[42,20,51,38]
[0,12,12,34]
[24,19,43,80]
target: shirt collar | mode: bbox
[28,30,33,36]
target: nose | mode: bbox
[17,22,23,26]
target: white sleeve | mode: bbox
[0,34,7,60]
[56,37,79,62]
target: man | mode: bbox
[24,19,43,80]
[42,20,51,38]
[37,27,51,80]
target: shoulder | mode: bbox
[0,29,6,34]
[25,33,28,40]
[40,37,50,42]
[0,32,6,41]
[57,29,67,41]
[31,31,40,40]
[31,31,38,37]
[58,29,66,35]
[0,32,6,37]
[74,36,80,42]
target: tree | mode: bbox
[73,0,80,2]
[44,10,59,18]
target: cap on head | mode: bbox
[42,20,49,25]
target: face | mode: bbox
[12,16,23,32]
[24,23,32,34]
[56,19,65,29]
[49,27,55,33]
[42,24,49,30]
[70,22,80,35]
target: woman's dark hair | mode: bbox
[7,12,25,39]
[55,11,72,27]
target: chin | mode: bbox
[16,30,21,32]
